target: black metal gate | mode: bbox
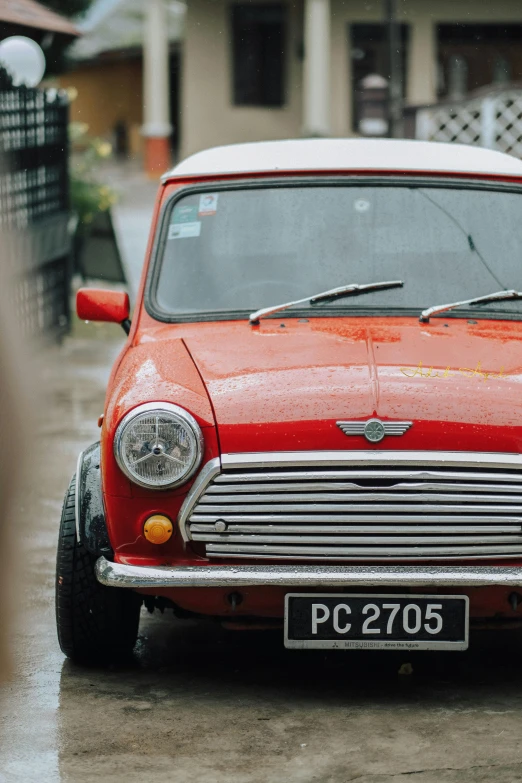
[0,67,71,338]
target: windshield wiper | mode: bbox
[420,290,522,323]
[249,280,404,325]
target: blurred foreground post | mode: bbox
[385,0,404,138]
[143,0,172,175]
[0,251,28,683]
[303,0,331,137]
[0,65,71,680]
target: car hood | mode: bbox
[177,316,522,454]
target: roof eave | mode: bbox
[0,0,80,37]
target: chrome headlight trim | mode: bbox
[114,402,204,490]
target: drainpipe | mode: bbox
[385,0,404,138]
[303,0,331,137]
[142,0,172,176]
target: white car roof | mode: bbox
[166,138,522,180]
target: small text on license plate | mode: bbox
[284,594,469,651]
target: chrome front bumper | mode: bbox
[95,557,522,589]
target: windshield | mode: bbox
[151,182,522,320]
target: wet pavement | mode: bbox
[106,162,159,299]
[2,334,522,782]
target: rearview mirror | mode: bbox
[76,288,131,333]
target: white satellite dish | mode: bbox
[0,36,46,87]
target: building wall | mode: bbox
[181,0,522,157]
[57,59,144,155]
[181,0,303,157]
[332,0,522,137]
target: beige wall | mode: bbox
[181,0,303,157]
[57,59,144,155]
[182,0,522,157]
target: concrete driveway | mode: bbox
[2,334,522,783]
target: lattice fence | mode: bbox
[415,89,522,159]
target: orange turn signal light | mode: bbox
[143,515,173,545]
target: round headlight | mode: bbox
[114,403,203,489]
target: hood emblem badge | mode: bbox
[337,419,413,443]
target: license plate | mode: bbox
[284,594,469,651]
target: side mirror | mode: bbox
[77,288,131,334]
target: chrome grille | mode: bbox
[179,452,522,561]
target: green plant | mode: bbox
[70,122,118,235]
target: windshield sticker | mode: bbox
[199,193,219,216]
[400,361,505,382]
[168,221,201,239]
[172,205,198,223]
[354,199,371,213]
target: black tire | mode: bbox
[55,475,141,664]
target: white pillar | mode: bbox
[142,0,172,173]
[303,0,331,136]
[406,17,437,106]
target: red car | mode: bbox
[56,138,522,663]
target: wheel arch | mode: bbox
[76,442,112,558]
